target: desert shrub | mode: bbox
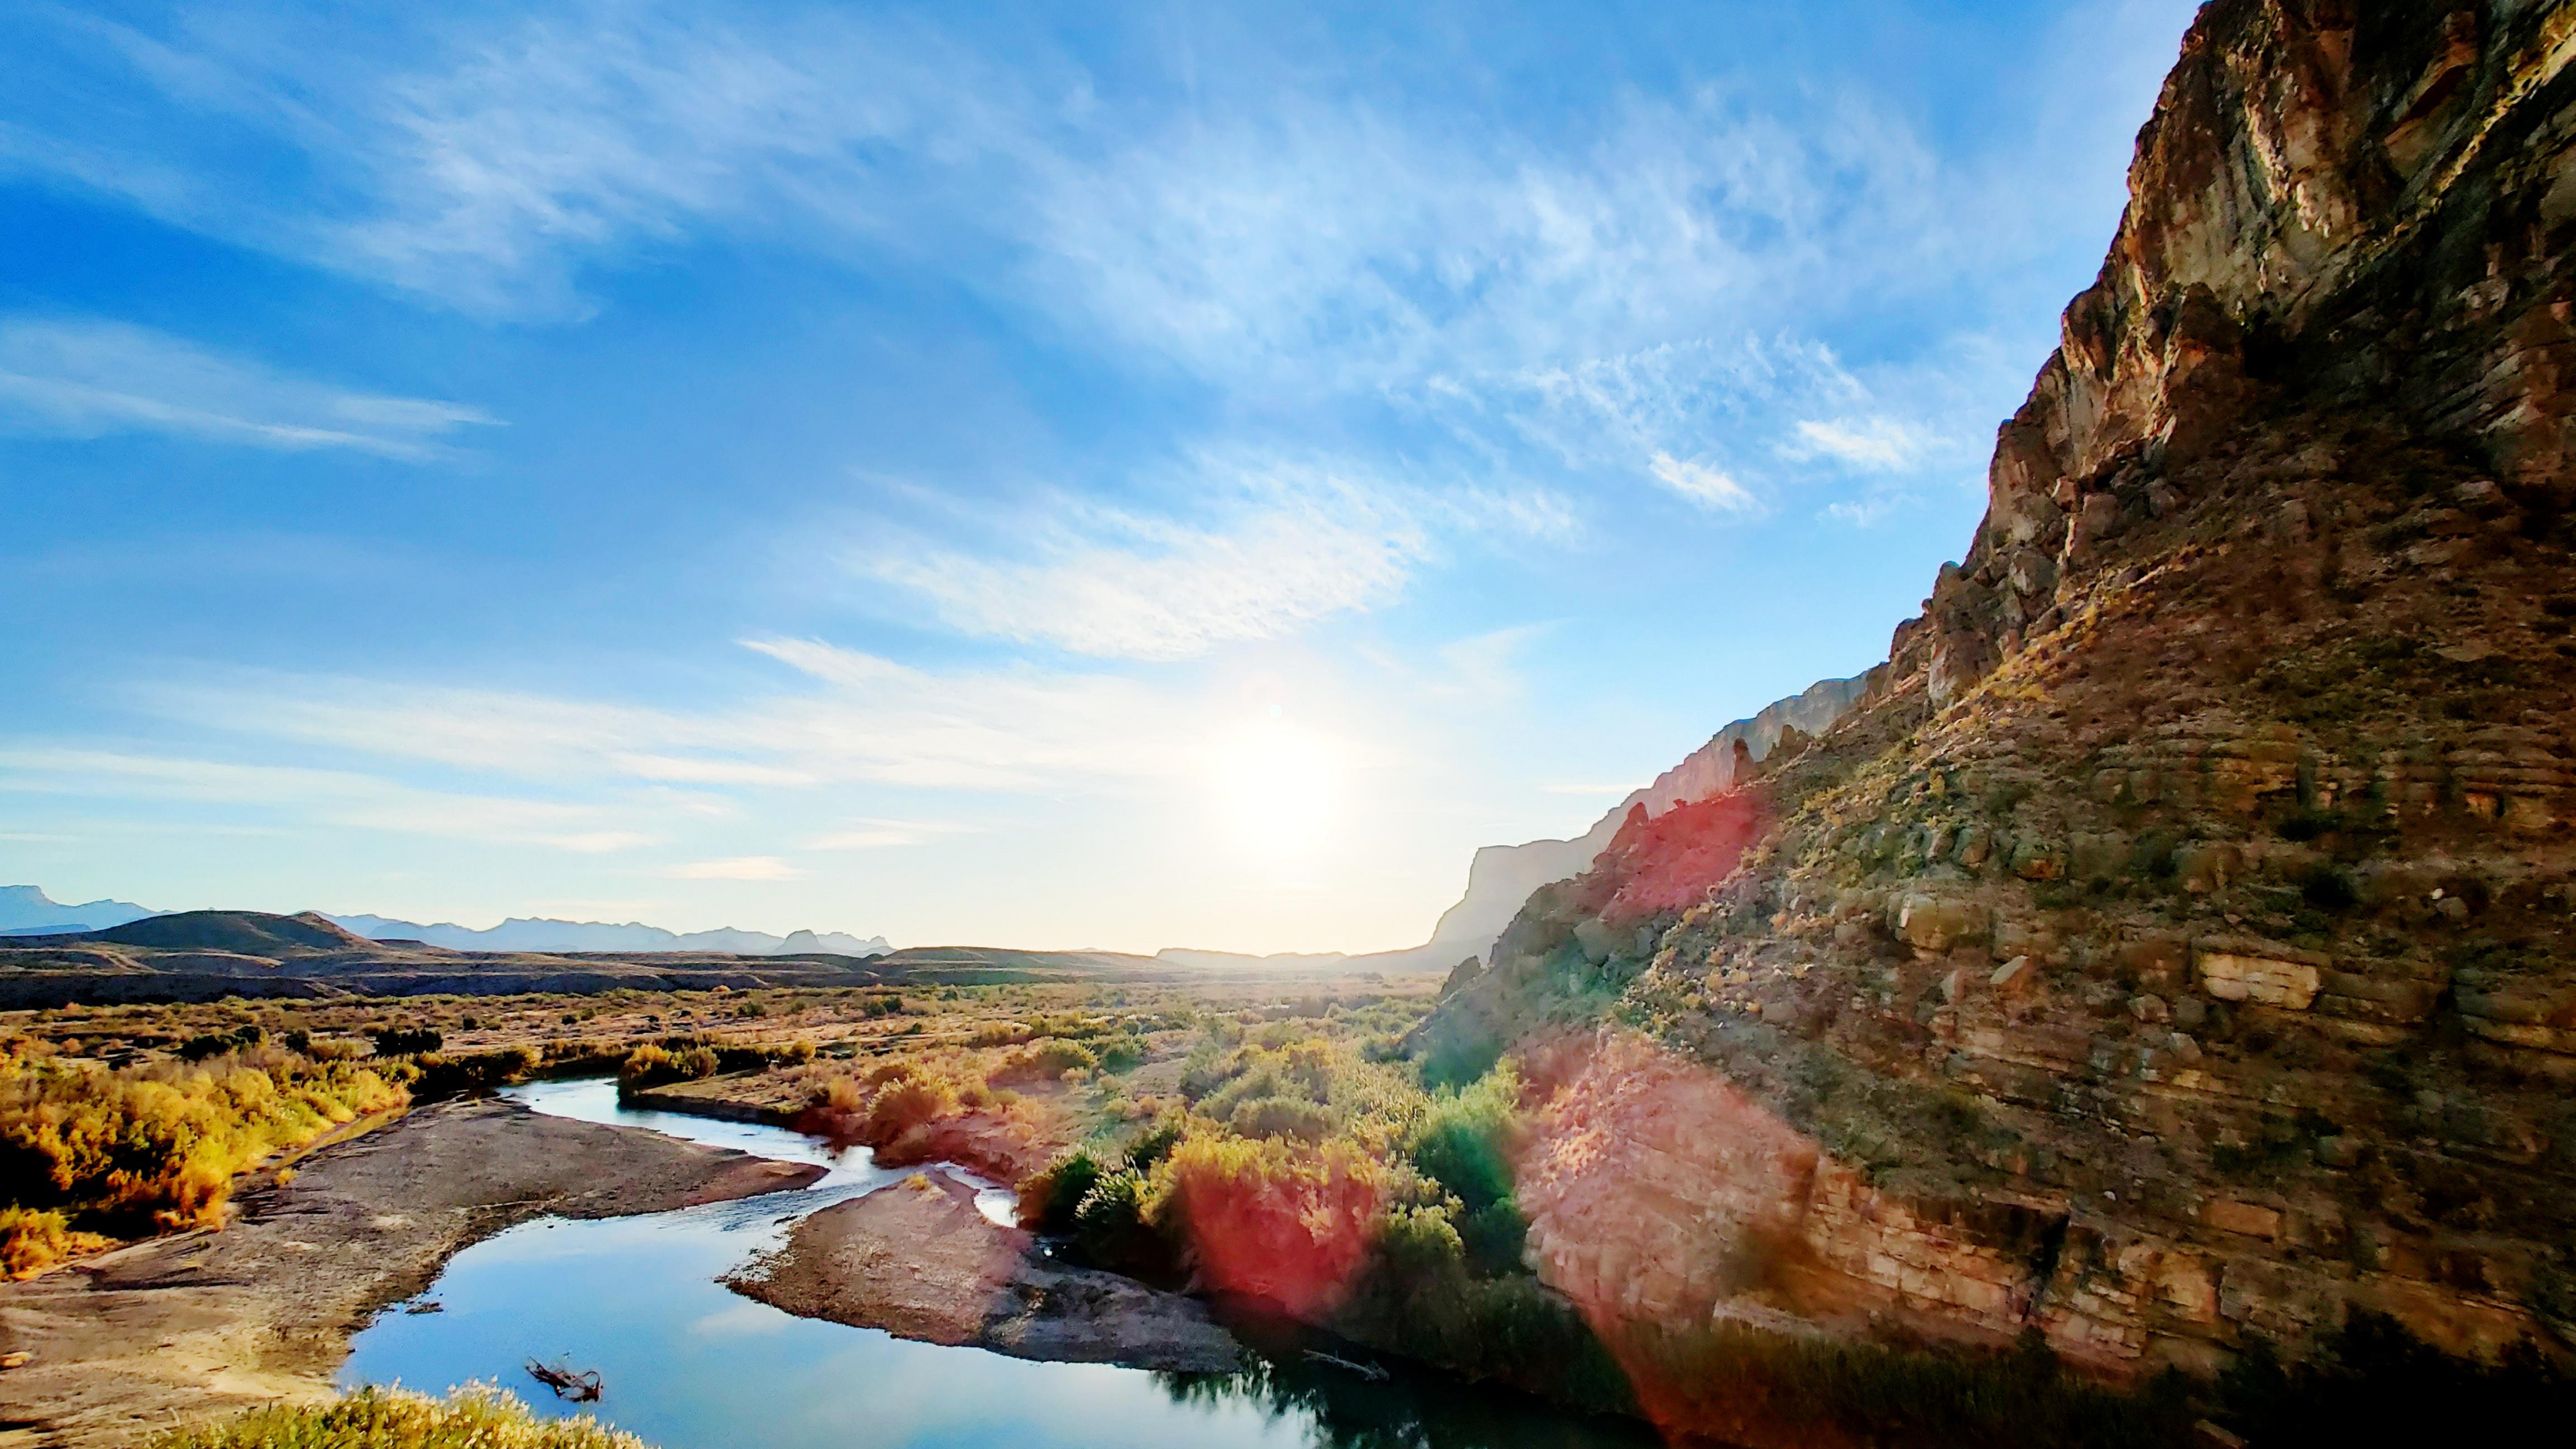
[151,1385,654,1449]
[808,1076,863,1114]
[1071,1167,1163,1275]
[865,1073,959,1140]
[1332,1208,1629,1413]
[1020,1146,1110,1234]
[1126,1116,1185,1171]
[368,1026,443,1057]
[1154,1134,1390,1317]
[180,1024,266,1061]
[1093,1032,1148,1071]
[0,1205,113,1278]
[991,1038,1098,1085]
[0,1045,405,1239]
[1228,1096,1338,1140]
[616,1045,682,1095]
[1409,1067,1519,1213]
[410,1046,543,1098]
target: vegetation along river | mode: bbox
[339,1078,1657,1449]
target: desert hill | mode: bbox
[1418,0,2576,1379]
[77,909,376,957]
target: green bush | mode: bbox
[1126,1117,1185,1171]
[1021,1146,1109,1234]
[1228,1096,1338,1140]
[368,1026,443,1057]
[1071,1167,1164,1277]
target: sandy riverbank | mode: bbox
[0,1097,824,1448]
[727,1172,1242,1375]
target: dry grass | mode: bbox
[150,1385,655,1449]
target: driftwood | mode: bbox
[525,1359,604,1401]
[1304,1350,1388,1381]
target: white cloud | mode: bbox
[806,818,974,850]
[853,466,1428,660]
[1822,496,1905,528]
[667,855,801,881]
[0,318,497,458]
[0,747,644,852]
[1787,417,1937,472]
[138,641,1233,794]
[1647,452,1759,514]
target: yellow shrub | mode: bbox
[0,1205,113,1278]
[0,1045,405,1236]
[152,1385,653,1448]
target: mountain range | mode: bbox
[0,886,887,957]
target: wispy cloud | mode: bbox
[668,855,801,881]
[0,747,645,851]
[0,319,497,458]
[139,639,1240,794]
[1647,453,1759,513]
[1786,416,1939,472]
[853,464,1429,660]
[805,818,975,851]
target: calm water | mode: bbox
[339,1079,1656,1449]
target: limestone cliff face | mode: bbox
[1430,0,2576,1381]
[1423,673,1879,961]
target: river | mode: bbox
[339,1077,1658,1449]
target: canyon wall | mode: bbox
[1427,0,2576,1380]
[1419,673,1880,963]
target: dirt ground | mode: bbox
[0,1098,822,1449]
[727,1171,1242,1374]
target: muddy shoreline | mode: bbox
[0,1097,824,1448]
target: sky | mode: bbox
[0,0,2201,954]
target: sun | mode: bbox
[1210,712,1337,859]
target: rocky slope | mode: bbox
[1421,0,2576,1387]
[1409,674,1881,967]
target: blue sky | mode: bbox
[0,0,2198,953]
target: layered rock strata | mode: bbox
[1430,0,2576,1379]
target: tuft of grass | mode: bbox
[151,1385,655,1449]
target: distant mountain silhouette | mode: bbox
[327,913,890,957]
[0,884,156,936]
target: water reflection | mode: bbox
[339,1078,1652,1449]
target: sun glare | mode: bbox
[1210,715,1337,859]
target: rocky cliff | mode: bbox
[1419,673,1880,963]
[1423,0,2576,1391]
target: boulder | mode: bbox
[2194,941,2324,1010]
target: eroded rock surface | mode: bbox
[1424,0,2576,1378]
[727,1172,1244,1373]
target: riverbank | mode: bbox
[727,1171,1242,1374]
[0,1097,823,1448]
